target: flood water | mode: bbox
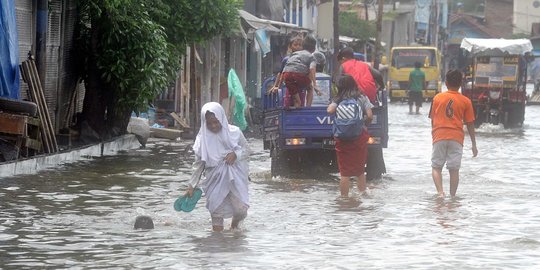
[2,90,540,269]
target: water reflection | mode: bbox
[189,231,250,254]
[334,196,362,210]
[1,104,540,268]
[431,196,463,229]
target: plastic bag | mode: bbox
[227,69,248,131]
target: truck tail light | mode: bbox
[285,138,306,145]
[367,137,381,145]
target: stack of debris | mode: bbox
[0,57,58,161]
[20,57,58,153]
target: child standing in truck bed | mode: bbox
[281,35,322,108]
[269,35,303,94]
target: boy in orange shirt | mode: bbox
[429,70,478,198]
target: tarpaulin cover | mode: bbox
[0,0,20,99]
[255,29,271,56]
[227,69,247,131]
[415,0,431,24]
[461,38,533,55]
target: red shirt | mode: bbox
[341,59,377,102]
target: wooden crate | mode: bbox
[0,112,42,159]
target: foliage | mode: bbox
[512,33,530,39]
[76,0,241,112]
[383,10,398,21]
[339,11,376,43]
[448,0,485,13]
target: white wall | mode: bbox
[514,1,540,34]
[317,2,333,39]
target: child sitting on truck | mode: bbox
[281,35,322,108]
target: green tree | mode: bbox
[76,0,240,141]
[339,11,376,51]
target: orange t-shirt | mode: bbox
[429,90,475,145]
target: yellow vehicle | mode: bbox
[386,46,442,101]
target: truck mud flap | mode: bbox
[366,147,386,181]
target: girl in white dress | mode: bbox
[187,102,250,232]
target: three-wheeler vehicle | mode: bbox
[460,38,534,128]
[261,74,388,179]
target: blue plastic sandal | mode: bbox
[174,188,202,212]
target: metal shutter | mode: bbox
[15,0,34,101]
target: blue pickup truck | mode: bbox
[261,74,388,179]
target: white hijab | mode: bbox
[193,102,242,167]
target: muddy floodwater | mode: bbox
[1,92,540,268]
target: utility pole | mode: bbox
[390,0,397,49]
[374,0,384,69]
[434,0,440,48]
[333,0,340,74]
[364,0,369,21]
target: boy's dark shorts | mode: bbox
[408,91,423,107]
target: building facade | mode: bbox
[514,0,540,35]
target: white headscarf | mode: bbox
[193,102,242,167]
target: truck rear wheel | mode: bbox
[366,148,386,181]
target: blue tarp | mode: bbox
[353,53,366,62]
[0,0,20,99]
[255,29,271,57]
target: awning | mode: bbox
[339,36,386,47]
[239,10,310,34]
[461,38,533,55]
[239,10,280,33]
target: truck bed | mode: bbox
[263,107,333,150]
[263,103,388,150]
[261,76,388,177]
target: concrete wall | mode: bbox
[382,11,415,57]
[317,2,333,39]
[485,0,513,38]
[0,134,140,178]
[514,0,540,34]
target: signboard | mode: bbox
[474,56,518,87]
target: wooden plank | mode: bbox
[185,47,191,126]
[27,59,58,152]
[25,138,42,150]
[22,60,52,153]
[21,61,52,153]
[150,127,182,140]
[30,59,59,151]
[169,112,190,129]
[0,113,27,135]
[26,117,41,126]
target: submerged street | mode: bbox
[1,97,540,269]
